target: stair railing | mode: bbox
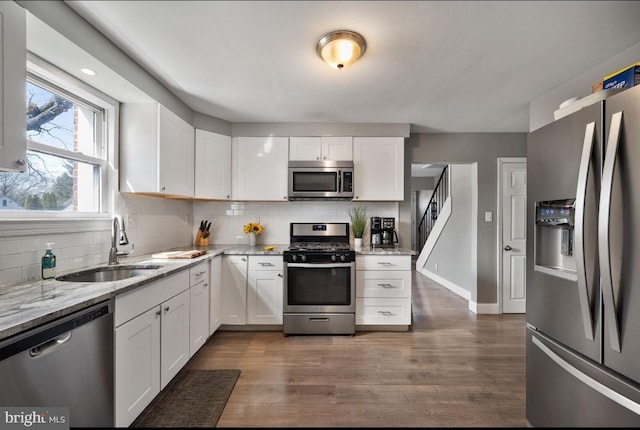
[417,165,449,251]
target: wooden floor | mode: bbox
[187,267,528,427]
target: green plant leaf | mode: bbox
[348,206,367,238]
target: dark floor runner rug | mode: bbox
[131,369,241,428]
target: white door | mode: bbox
[221,256,248,324]
[232,136,289,201]
[501,160,527,313]
[114,306,161,427]
[160,289,190,389]
[247,270,283,324]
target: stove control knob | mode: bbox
[291,254,297,262]
[340,254,346,262]
[331,254,337,262]
[301,254,307,262]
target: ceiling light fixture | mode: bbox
[316,30,366,70]
[80,68,96,76]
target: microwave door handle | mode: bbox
[338,170,342,192]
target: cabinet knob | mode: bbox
[277,273,283,278]
[161,186,166,191]
[165,306,170,312]
[226,195,230,199]
[156,310,161,317]
[316,156,320,160]
[204,283,208,287]
[241,257,247,262]
[15,159,26,167]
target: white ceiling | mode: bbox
[53,1,640,133]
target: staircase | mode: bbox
[417,165,449,251]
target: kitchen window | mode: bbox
[0,58,116,220]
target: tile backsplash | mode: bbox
[0,195,193,287]
[0,197,397,287]
[193,200,399,246]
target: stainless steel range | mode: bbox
[283,222,356,335]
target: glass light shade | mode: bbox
[316,30,366,70]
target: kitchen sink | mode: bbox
[56,264,163,283]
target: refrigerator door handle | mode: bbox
[599,111,623,353]
[574,121,596,341]
[532,335,640,415]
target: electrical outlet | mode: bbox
[126,214,138,229]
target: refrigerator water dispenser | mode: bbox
[534,199,577,280]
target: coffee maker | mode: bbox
[381,217,399,247]
[370,217,382,247]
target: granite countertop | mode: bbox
[355,246,416,256]
[0,243,411,341]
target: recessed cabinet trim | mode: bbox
[0,1,27,172]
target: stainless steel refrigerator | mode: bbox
[526,84,640,426]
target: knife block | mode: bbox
[195,229,209,246]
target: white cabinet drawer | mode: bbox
[115,270,189,327]
[248,255,283,271]
[356,270,411,298]
[356,255,411,271]
[356,298,411,325]
[189,261,209,286]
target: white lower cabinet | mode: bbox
[247,256,283,324]
[114,306,160,428]
[114,270,190,427]
[160,289,190,388]
[209,255,223,335]
[189,261,210,357]
[356,255,412,326]
[221,255,248,324]
[221,255,283,326]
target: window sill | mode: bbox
[0,216,111,237]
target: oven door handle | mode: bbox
[286,263,353,269]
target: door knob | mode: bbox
[504,245,513,251]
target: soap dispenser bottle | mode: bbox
[41,243,57,280]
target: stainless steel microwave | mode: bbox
[288,160,354,200]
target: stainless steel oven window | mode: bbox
[284,263,355,311]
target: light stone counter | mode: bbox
[0,243,413,340]
[355,246,416,256]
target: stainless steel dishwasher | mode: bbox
[0,299,114,427]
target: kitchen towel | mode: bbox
[131,369,240,427]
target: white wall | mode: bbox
[193,201,399,247]
[424,164,476,295]
[529,41,640,131]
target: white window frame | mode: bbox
[0,54,118,236]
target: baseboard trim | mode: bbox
[420,269,470,301]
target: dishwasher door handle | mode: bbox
[29,331,72,358]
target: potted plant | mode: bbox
[348,206,367,250]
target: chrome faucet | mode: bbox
[108,215,134,265]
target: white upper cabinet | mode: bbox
[0,1,27,172]
[353,137,405,201]
[289,136,352,161]
[232,136,289,201]
[120,103,195,198]
[195,129,231,200]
